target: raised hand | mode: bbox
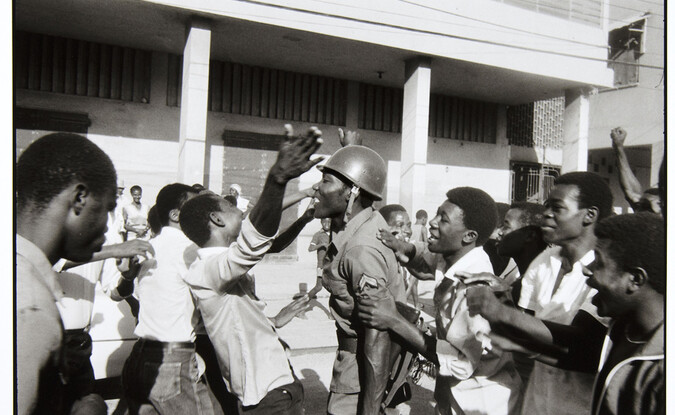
[610,127,627,147]
[270,125,324,184]
[338,128,362,147]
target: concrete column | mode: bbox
[178,22,211,185]
[562,88,591,173]
[399,57,431,215]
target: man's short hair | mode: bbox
[510,202,545,227]
[554,172,613,220]
[446,187,497,246]
[147,205,162,236]
[223,195,238,207]
[155,183,195,227]
[191,183,206,193]
[415,209,427,220]
[595,212,665,294]
[179,193,225,247]
[17,133,116,211]
[130,185,142,193]
[379,204,407,223]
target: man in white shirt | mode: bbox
[178,125,323,414]
[359,187,522,415]
[465,171,614,415]
[55,227,154,415]
[120,183,222,415]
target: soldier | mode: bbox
[313,145,406,414]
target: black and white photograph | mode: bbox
[12,0,666,414]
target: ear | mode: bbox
[627,267,648,293]
[341,184,354,201]
[463,230,478,244]
[71,184,90,215]
[208,211,226,227]
[168,208,180,224]
[583,206,599,225]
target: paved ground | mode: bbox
[103,261,440,414]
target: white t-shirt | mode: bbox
[134,226,199,342]
[518,246,606,415]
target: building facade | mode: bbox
[15,0,621,263]
[587,0,664,213]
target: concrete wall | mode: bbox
[588,145,654,213]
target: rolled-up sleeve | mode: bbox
[205,218,276,294]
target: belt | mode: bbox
[337,335,358,353]
[138,339,195,352]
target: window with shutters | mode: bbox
[14,31,152,103]
[429,94,497,143]
[607,19,645,87]
[167,55,348,126]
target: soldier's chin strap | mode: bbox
[343,185,361,224]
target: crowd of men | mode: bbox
[16,124,664,415]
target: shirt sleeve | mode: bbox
[517,258,541,311]
[436,286,487,380]
[99,258,126,301]
[204,217,276,294]
[16,305,61,415]
[340,245,391,299]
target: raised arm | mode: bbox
[611,127,644,208]
[269,202,316,253]
[248,125,323,237]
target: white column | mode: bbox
[400,57,431,215]
[178,22,211,185]
[562,88,591,173]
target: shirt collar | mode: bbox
[196,246,228,260]
[330,207,376,253]
[444,246,490,281]
[16,234,63,301]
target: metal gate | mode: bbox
[510,162,560,203]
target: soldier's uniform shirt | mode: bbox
[321,207,406,394]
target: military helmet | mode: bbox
[318,145,386,200]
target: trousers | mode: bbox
[122,339,223,415]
